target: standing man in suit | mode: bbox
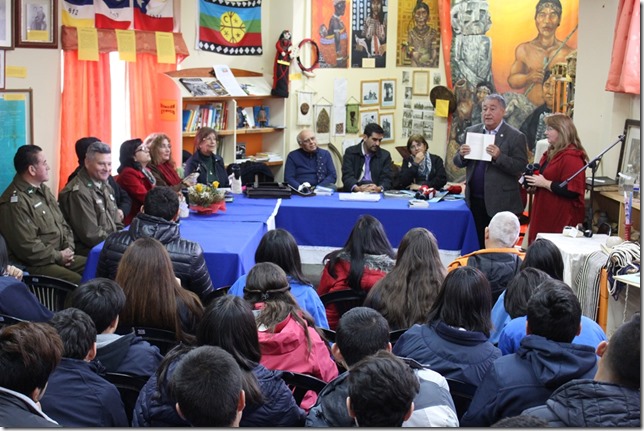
[454,94,528,248]
[342,123,393,192]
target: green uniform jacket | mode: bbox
[58,167,123,256]
[0,175,75,266]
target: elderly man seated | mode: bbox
[284,129,337,192]
[448,211,524,303]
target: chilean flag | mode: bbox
[133,0,174,32]
[96,0,133,29]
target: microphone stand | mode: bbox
[559,134,625,232]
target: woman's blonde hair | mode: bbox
[544,114,588,162]
[147,133,174,167]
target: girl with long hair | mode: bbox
[318,214,395,329]
[364,228,446,330]
[115,237,203,344]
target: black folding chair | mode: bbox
[445,377,477,420]
[389,328,408,347]
[280,371,327,405]
[103,372,148,425]
[130,326,180,356]
[319,290,366,320]
[22,275,77,312]
[201,285,231,307]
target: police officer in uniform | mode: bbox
[59,141,123,256]
[0,145,86,284]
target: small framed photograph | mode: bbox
[0,0,13,48]
[359,109,379,132]
[412,71,430,96]
[16,0,58,48]
[380,112,394,143]
[0,51,5,89]
[618,119,640,177]
[360,80,380,106]
[380,78,396,109]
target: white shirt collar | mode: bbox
[0,386,59,425]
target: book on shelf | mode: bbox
[206,78,229,96]
[179,78,216,96]
[182,102,228,132]
[253,105,270,127]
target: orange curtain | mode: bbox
[605,0,640,94]
[127,54,181,141]
[59,51,112,190]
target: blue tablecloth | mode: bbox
[275,194,479,253]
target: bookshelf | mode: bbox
[154,67,286,180]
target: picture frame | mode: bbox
[359,109,379,131]
[618,119,640,178]
[0,89,33,196]
[16,0,57,48]
[0,51,5,89]
[360,80,380,106]
[0,0,13,48]
[412,70,429,96]
[380,112,394,142]
[380,78,396,109]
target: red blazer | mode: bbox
[116,167,154,226]
[528,145,586,243]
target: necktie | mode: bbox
[363,154,372,182]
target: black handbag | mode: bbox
[245,182,292,199]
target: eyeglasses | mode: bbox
[135,146,149,153]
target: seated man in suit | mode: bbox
[341,123,393,192]
[448,211,524,303]
[96,186,214,301]
[461,279,598,426]
[284,129,337,191]
[69,278,163,378]
[40,308,128,427]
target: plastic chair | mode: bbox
[131,326,180,356]
[389,328,408,347]
[445,377,477,420]
[280,371,327,405]
[21,275,78,312]
[319,290,366,320]
[103,372,148,425]
[0,313,25,328]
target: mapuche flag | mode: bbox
[198,0,262,56]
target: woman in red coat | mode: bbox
[317,214,395,329]
[525,114,588,244]
[116,138,156,225]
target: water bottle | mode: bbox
[618,164,636,193]
[633,178,640,201]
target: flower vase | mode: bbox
[190,204,219,215]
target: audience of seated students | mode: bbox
[134,295,305,427]
[364,228,446,330]
[318,214,395,329]
[347,350,420,427]
[116,138,156,225]
[307,307,459,427]
[461,279,598,426]
[497,271,606,355]
[171,346,246,427]
[523,313,640,427]
[393,266,501,387]
[229,229,329,329]
[448,211,524,303]
[115,237,204,344]
[0,322,63,427]
[39,308,128,427]
[490,237,563,343]
[69,278,162,378]
[147,133,196,191]
[0,234,52,321]
[0,145,86,284]
[97,186,214,301]
[244,262,338,409]
[58,141,123,256]
[67,136,131,220]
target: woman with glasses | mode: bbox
[116,138,156,225]
[398,134,447,190]
[524,114,588,243]
[147,133,197,192]
[184,127,230,187]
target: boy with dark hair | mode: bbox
[306,307,458,427]
[69,278,162,377]
[461,279,597,426]
[347,350,420,427]
[39,308,128,427]
[523,313,640,426]
[172,345,245,427]
[0,322,63,427]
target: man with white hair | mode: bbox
[284,129,337,192]
[448,211,524,302]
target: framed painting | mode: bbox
[16,0,57,48]
[360,80,380,106]
[380,112,394,142]
[380,78,396,109]
[412,70,429,96]
[0,0,12,48]
[359,109,379,131]
[0,89,33,194]
[618,119,640,178]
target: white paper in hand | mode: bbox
[464,132,494,161]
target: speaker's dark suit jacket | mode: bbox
[453,121,528,216]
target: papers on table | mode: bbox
[465,132,494,161]
[338,192,381,202]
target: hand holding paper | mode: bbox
[464,132,494,161]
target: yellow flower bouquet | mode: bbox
[187,181,226,213]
